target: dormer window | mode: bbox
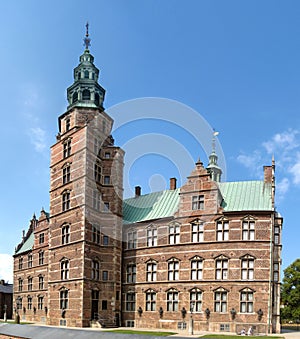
[82,89,90,100]
[192,195,204,210]
[84,70,89,79]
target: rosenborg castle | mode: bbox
[13,27,283,335]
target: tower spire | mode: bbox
[84,22,91,51]
[207,130,222,182]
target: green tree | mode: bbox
[281,258,300,322]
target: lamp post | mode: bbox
[189,301,195,335]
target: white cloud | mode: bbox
[0,254,13,283]
[236,150,262,177]
[29,126,47,152]
[263,129,299,154]
[289,154,300,184]
[276,177,290,198]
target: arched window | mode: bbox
[84,70,89,79]
[72,92,78,103]
[82,89,90,100]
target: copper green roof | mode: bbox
[123,188,180,224]
[218,181,272,211]
[15,232,34,255]
[123,181,272,223]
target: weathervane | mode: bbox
[212,129,219,153]
[84,22,91,50]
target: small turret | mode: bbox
[66,23,106,110]
[207,130,222,182]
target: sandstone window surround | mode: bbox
[145,289,156,311]
[167,288,179,312]
[190,256,203,280]
[38,275,44,290]
[92,190,101,211]
[60,288,69,309]
[28,277,33,291]
[146,260,157,282]
[127,229,137,249]
[62,190,71,211]
[126,264,136,283]
[18,257,23,270]
[63,138,71,159]
[168,258,180,281]
[242,217,255,241]
[146,226,157,247]
[38,295,44,310]
[191,219,204,243]
[60,258,69,280]
[192,195,204,210]
[216,218,229,241]
[62,224,70,245]
[28,254,33,268]
[214,287,228,313]
[39,232,45,244]
[241,255,255,280]
[62,163,71,185]
[240,288,254,313]
[18,278,23,292]
[91,260,100,280]
[27,296,32,310]
[92,224,100,244]
[38,251,44,265]
[215,255,228,280]
[125,292,136,311]
[190,288,203,312]
[94,162,102,183]
[168,223,180,245]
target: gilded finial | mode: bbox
[83,22,91,50]
[212,129,219,153]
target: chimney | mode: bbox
[170,177,177,190]
[135,186,141,197]
[264,166,272,184]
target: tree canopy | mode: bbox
[281,258,300,322]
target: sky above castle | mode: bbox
[1,0,300,282]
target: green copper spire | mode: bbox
[207,130,222,182]
[66,23,105,110]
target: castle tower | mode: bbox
[48,24,124,327]
[206,131,222,182]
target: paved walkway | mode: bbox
[0,323,299,338]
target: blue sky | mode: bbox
[1,0,300,282]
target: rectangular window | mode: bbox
[214,290,227,312]
[190,289,202,312]
[92,224,100,244]
[60,290,68,309]
[273,263,279,282]
[220,324,230,332]
[103,235,109,245]
[240,290,253,313]
[27,297,32,310]
[38,296,44,310]
[126,293,136,311]
[61,260,69,280]
[145,291,156,311]
[63,140,71,158]
[274,226,280,245]
[168,260,179,281]
[169,224,180,244]
[103,202,110,212]
[104,176,110,185]
[126,264,136,283]
[63,165,71,184]
[192,222,204,242]
[102,300,108,310]
[217,221,229,241]
[62,225,70,244]
[146,262,157,282]
[28,254,33,268]
[241,258,254,280]
[105,152,111,158]
[28,277,33,291]
[242,221,255,240]
[191,259,203,280]
[18,279,23,292]
[39,233,45,244]
[167,290,178,312]
[147,228,157,247]
[39,276,44,289]
[92,260,100,280]
[18,258,23,270]
[102,271,108,281]
[192,195,204,210]
[62,191,70,211]
[128,230,137,249]
[39,251,44,265]
[94,163,102,183]
[66,117,70,131]
[216,259,228,280]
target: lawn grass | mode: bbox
[199,335,284,339]
[104,329,177,336]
